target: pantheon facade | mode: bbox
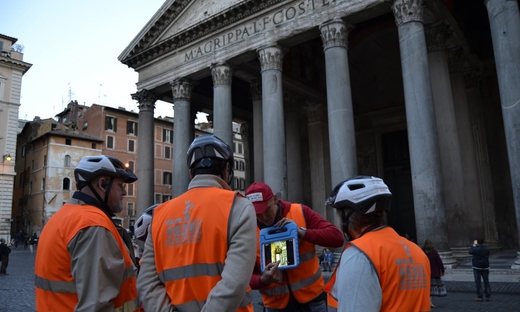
[119,0,520,264]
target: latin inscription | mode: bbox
[184,0,340,62]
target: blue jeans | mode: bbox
[473,269,491,299]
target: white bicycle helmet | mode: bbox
[75,155,137,188]
[135,204,159,242]
[325,176,392,213]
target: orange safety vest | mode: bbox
[324,227,431,312]
[35,203,138,312]
[257,203,324,309]
[152,187,253,312]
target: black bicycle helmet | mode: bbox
[325,176,392,214]
[75,155,137,188]
[186,134,234,185]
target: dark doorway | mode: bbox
[381,130,417,242]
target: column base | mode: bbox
[512,251,520,272]
[439,251,458,269]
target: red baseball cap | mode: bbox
[245,182,274,214]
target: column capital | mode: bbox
[211,63,233,86]
[131,89,156,112]
[319,19,353,51]
[464,68,482,89]
[448,48,465,73]
[250,79,262,101]
[258,44,284,72]
[171,78,192,101]
[391,0,424,26]
[304,102,327,123]
[425,22,447,52]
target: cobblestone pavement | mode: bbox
[2,248,519,312]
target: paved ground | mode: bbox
[1,247,519,312]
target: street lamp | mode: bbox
[2,154,11,163]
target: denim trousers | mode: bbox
[473,269,491,298]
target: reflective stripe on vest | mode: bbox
[35,203,138,312]
[152,188,253,312]
[258,203,324,309]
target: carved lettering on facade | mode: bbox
[184,0,341,62]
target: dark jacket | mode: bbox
[426,249,445,278]
[469,245,490,269]
[0,242,10,257]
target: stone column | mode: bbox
[211,62,233,148]
[485,0,520,265]
[319,19,357,188]
[426,24,466,246]
[131,89,156,217]
[464,69,500,249]
[258,44,286,199]
[284,93,304,203]
[171,78,192,197]
[250,79,264,182]
[391,0,449,250]
[305,103,331,220]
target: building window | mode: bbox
[127,203,135,217]
[128,160,135,171]
[64,155,71,167]
[238,143,243,154]
[83,121,88,131]
[128,139,135,152]
[107,136,114,149]
[239,161,245,171]
[92,143,96,149]
[233,178,239,190]
[22,145,26,157]
[240,178,246,191]
[234,160,239,170]
[65,138,72,145]
[163,129,173,143]
[42,178,45,191]
[44,155,47,166]
[163,172,172,185]
[127,183,134,196]
[155,194,162,204]
[63,178,71,190]
[164,146,171,159]
[127,121,138,135]
[233,142,237,153]
[105,116,117,132]
[163,195,172,202]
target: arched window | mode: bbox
[64,155,71,167]
[63,178,71,190]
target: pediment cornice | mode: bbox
[121,0,283,69]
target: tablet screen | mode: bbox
[263,239,296,268]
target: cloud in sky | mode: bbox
[1,0,180,121]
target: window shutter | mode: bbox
[135,123,138,135]
[127,120,131,134]
[105,116,109,130]
[114,118,117,132]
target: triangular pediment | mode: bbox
[119,0,284,69]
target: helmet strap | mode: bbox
[86,177,115,217]
[342,209,355,241]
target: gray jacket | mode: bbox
[137,174,257,312]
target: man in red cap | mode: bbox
[246,182,344,312]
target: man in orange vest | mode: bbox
[245,182,344,312]
[35,155,140,311]
[324,176,431,312]
[137,135,257,311]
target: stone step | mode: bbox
[448,267,520,275]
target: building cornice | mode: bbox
[0,56,32,74]
[120,0,283,69]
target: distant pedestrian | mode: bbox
[469,238,491,301]
[29,233,37,253]
[422,239,446,308]
[0,238,11,275]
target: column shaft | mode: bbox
[132,90,156,217]
[320,19,357,187]
[392,0,448,249]
[171,79,192,197]
[211,63,233,148]
[259,44,286,199]
[485,0,520,250]
[250,80,264,182]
